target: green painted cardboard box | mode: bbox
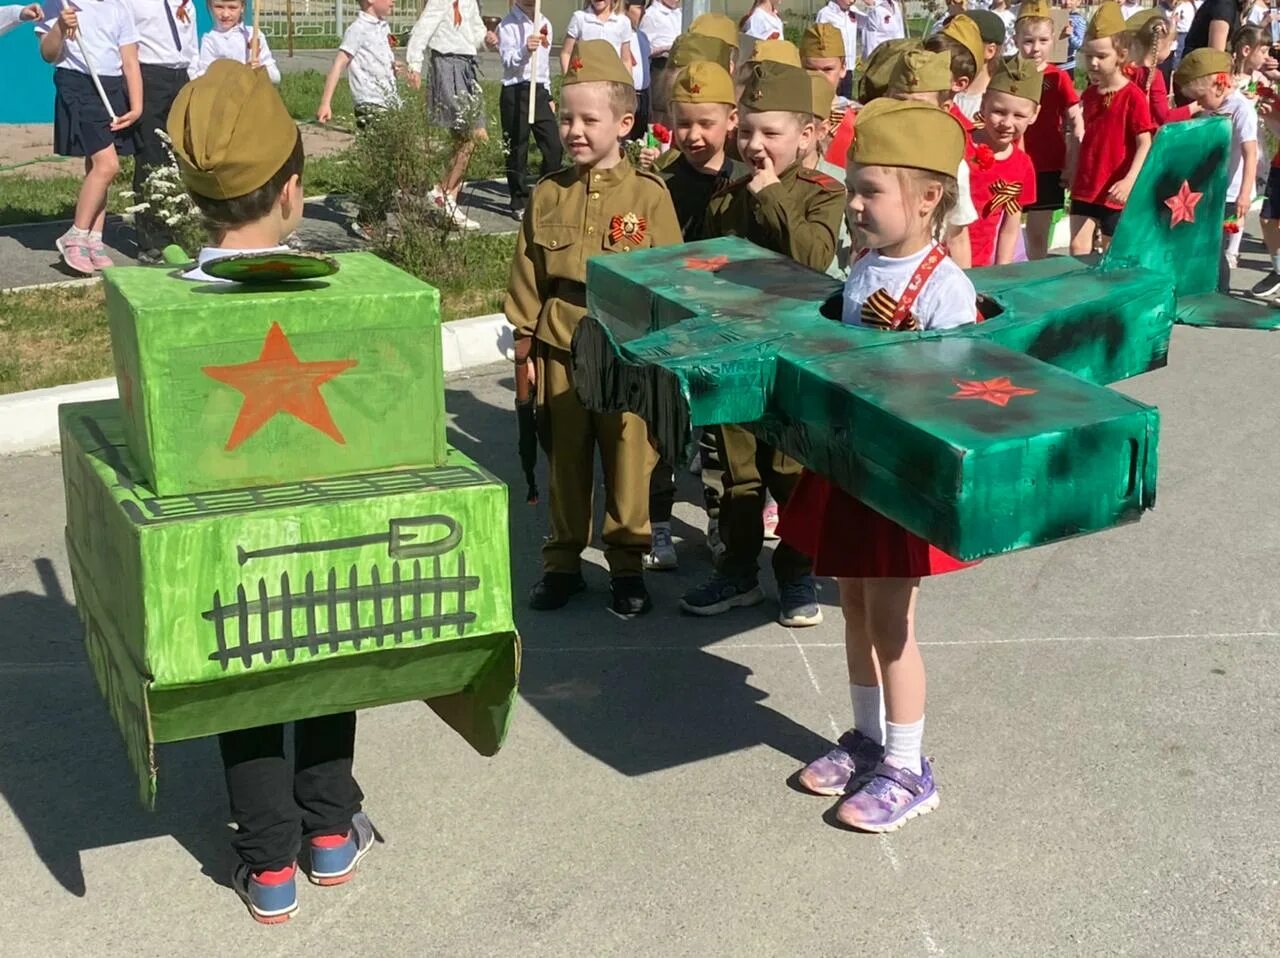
[61,401,519,805]
[103,252,446,495]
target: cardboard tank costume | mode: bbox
[573,117,1276,562]
[58,68,519,805]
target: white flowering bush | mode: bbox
[120,128,208,256]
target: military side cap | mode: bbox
[1085,2,1127,40]
[690,12,739,49]
[849,97,965,177]
[1125,7,1168,31]
[987,55,1042,103]
[943,15,985,64]
[168,60,298,200]
[750,38,803,67]
[800,23,845,61]
[859,37,921,101]
[1173,47,1232,87]
[563,38,634,87]
[888,48,952,94]
[807,69,836,117]
[741,61,813,114]
[672,61,736,105]
[1016,0,1053,21]
[669,32,733,71]
[968,9,1008,46]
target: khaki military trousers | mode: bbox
[537,345,657,577]
[714,423,813,585]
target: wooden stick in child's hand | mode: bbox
[250,0,261,64]
[74,36,118,121]
[528,0,541,125]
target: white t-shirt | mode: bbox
[37,0,139,76]
[1119,1,1143,20]
[1217,90,1259,203]
[742,5,784,40]
[630,24,650,90]
[340,11,399,108]
[995,7,1016,55]
[951,89,982,121]
[639,0,682,57]
[197,26,281,84]
[815,1,859,72]
[852,0,905,58]
[565,9,631,58]
[184,245,291,283]
[1173,0,1196,33]
[951,158,978,227]
[843,243,977,331]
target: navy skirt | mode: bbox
[54,68,138,158]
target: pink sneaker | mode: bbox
[88,240,113,269]
[57,234,96,275]
[762,498,780,540]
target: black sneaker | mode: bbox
[610,575,652,617]
[1251,270,1280,298]
[528,571,586,610]
[509,202,526,221]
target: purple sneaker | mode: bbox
[835,758,940,833]
[797,730,884,796]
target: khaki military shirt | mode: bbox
[505,159,682,351]
[704,161,845,272]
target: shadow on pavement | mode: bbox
[444,378,834,779]
[0,559,233,896]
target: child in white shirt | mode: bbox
[561,0,633,76]
[37,0,143,275]
[197,0,280,83]
[497,0,562,217]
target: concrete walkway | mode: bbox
[3,333,1280,954]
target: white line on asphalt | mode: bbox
[783,628,945,957]
[524,630,1280,653]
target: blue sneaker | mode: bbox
[778,576,823,627]
[679,573,765,616]
[231,863,298,924]
[307,811,377,886]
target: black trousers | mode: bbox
[218,712,364,872]
[133,63,189,251]
[499,82,563,207]
[625,88,651,142]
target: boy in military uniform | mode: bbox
[680,60,844,628]
[504,40,681,617]
[643,60,749,571]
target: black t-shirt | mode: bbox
[660,154,749,241]
[1183,0,1240,53]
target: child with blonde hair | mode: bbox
[197,0,280,83]
[782,97,978,833]
[562,0,633,76]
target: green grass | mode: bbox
[0,284,112,395]
[429,232,517,323]
[0,158,135,227]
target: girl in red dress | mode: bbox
[778,97,977,833]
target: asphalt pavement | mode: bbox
[3,326,1280,954]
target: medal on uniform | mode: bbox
[609,212,647,245]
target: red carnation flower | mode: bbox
[1224,217,1241,234]
[652,122,672,144]
[971,143,995,171]
[387,34,399,47]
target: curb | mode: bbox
[0,312,515,456]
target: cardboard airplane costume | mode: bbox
[59,251,521,806]
[573,117,1264,562]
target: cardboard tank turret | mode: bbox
[60,251,520,805]
[574,118,1264,562]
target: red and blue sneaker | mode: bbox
[306,811,377,886]
[232,862,298,925]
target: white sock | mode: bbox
[64,226,89,239]
[850,683,885,746]
[884,717,924,774]
[1271,252,1280,273]
[88,229,102,242]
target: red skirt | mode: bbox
[778,471,977,579]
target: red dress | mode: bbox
[775,245,977,579]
